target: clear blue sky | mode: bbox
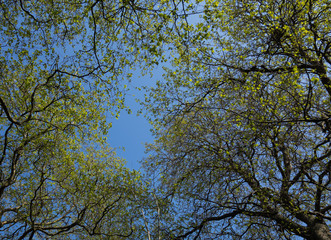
[108,12,200,170]
[108,68,161,170]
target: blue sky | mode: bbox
[108,68,162,170]
[107,10,201,170]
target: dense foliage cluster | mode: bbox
[0,0,161,238]
[144,0,331,239]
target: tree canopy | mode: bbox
[143,0,331,239]
[0,0,330,239]
[0,0,168,238]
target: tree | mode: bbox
[0,0,174,238]
[143,0,331,239]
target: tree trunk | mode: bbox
[309,222,331,240]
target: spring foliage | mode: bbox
[1,0,330,239]
[143,0,331,239]
[0,0,167,238]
